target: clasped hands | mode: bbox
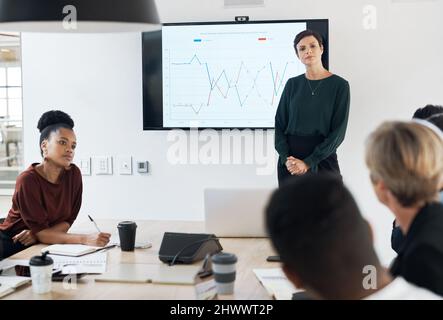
[285,156,310,175]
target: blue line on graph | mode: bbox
[171,54,293,113]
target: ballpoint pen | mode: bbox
[88,215,102,233]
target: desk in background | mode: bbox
[4,220,276,300]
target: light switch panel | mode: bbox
[78,157,91,176]
[94,156,113,175]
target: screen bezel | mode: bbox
[142,19,329,130]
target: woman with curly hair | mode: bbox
[0,110,110,259]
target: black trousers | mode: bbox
[277,134,341,187]
[0,230,28,260]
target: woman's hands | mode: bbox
[82,232,111,247]
[12,230,38,246]
[285,156,310,175]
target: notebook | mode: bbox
[0,275,31,288]
[253,268,301,300]
[41,244,115,257]
[0,275,31,298]
[0,284,14,298]
[94,263,200,285]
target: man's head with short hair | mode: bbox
[427,114,443,132]
[412,104,443,120]
[266,174,380,300]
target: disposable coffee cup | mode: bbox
[117,221,137,251]
[29,251,53,294]
[211,252,237,295]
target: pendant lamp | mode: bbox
[0,0,160,32]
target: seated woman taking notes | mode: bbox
[0,110,110,260]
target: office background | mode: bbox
[15,0,443,266]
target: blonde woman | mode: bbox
[366,121,443,296]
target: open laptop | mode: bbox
[204,188,274,238]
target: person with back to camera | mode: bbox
[0,110,110,259]
[274,29,350,186]
[266,174,441,299]
[391,105,443,254]
[366,120,443,296]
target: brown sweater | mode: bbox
[0,163,82,237]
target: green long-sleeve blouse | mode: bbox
[274,74,350,171]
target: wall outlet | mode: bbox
[117,156,132,175]
[78,157,91,176]
[94,156,113,175]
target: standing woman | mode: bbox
[275,30,350,185]
[0,110,110,259]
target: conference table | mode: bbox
[3,220,277,300]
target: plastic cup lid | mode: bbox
[117,221,137,228]
[29,251,53,266]
[211,252,237,264]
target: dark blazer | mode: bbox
[390,202,443,296]
[391,224,404,254]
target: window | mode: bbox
[0,33,22,194]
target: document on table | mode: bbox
[49,252,107,274]
[253,268,302,300]
[0,259,29,272]
[95,263,200,285]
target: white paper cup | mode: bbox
[30,264,53,294]
[29,252,53,294]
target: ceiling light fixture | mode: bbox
[0,0,160,33]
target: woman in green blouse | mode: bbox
[275,30,350,185]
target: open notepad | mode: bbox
[41,244,115,257]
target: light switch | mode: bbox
[78,158,91,176]
[117,156,132,175]
[94,156,113,175]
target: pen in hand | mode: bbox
[88,215,102,233]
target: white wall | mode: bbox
[21,0,443,265]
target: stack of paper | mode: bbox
[253,268,301,300]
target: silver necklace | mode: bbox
[307,78,323,96]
